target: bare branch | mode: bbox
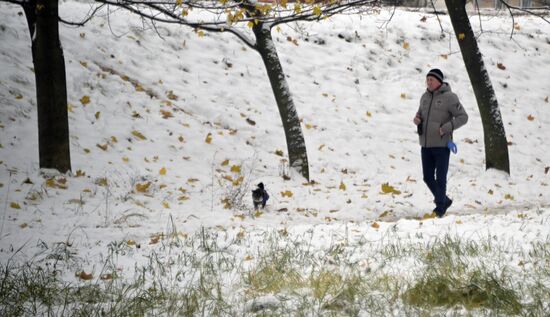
[377,5,396,30]
[58,4,106,27]
[430,0,444,34]
[93,0,379,50]
[499,0,550,25]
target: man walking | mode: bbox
[414,69,468,217]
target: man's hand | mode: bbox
[413,114,421,125]
[439,127,444,136]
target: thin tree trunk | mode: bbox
[23,0,72,173]
[252,22,309,181]
[445,0,510,174]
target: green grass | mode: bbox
[0,227,549,316]
[403,269,521,314]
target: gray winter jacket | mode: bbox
[416,83,468,148]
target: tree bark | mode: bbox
[445,0,510,174]
[23,0,72,173]
[252,22,309,181]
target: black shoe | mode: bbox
[436,198,453,218]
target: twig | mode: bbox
[498,0,550,40]
[377,5,396,30]
[475,0,483,33]
[0,171,14,239]
[58,4,106,27]
[430,0,444,35]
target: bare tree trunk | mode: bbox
[445,0,510,174]
[252,23,309,181]
[23,0,72,173]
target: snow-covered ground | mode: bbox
[0,1,549,314]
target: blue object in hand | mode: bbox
[447,140,457,154]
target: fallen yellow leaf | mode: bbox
[132,130,147,140]
[281,190,293,198]
[80,95,91,106]
[230,165,241,173]
[381,183,401,195]
[339,181,346,191]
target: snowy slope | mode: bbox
[0,0,549,284]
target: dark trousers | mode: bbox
[421,147,450,211]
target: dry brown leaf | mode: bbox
[497,63,506,70]
[78,271,93,280]
[135,182,151,193]
[160,110,174,119]
[167,90,178,100]
[75,170,86,177]
[232,176,244,186]
[96,178,108,187]
[96,143,108,151]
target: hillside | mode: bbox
[1,1,549,315]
